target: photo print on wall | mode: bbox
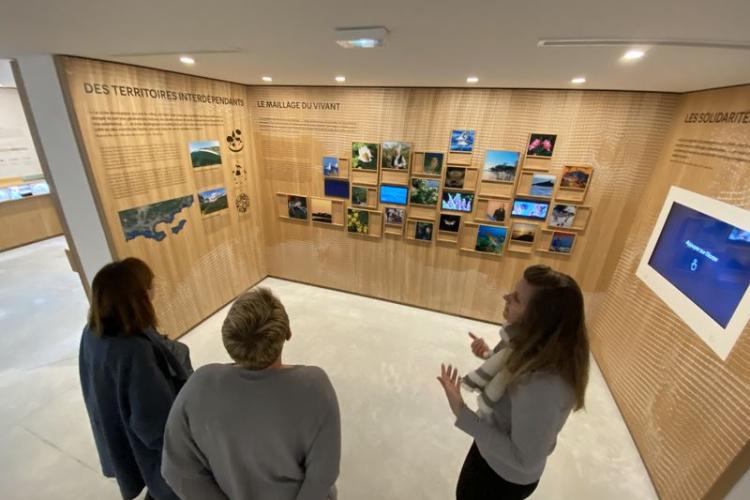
[444,167,466,189]
[510,222,537,244]
[529,174,556,197]
[560,166,593,190]
[450,129,475,153]
[439,214,461,233]
[482,150,520,182]
[475,225,507,255]
[198,187,229,217]
[526,133,557,158]
[352,186,368,206]
[415,221,434,241]
[385,207,405,225]
[410,178,440,206]
[323,156,339,177]
[347,208,369,234]
[352,142,379,170]
[549,204,577,228]
[382,141,412,170]
[118,195,194,242]
[189,140,222,168]
[287,195,308,220]
[484,200,509,223]
[311,198,333,224]
[549,231,576,254]
[423,152,444,175]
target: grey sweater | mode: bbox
[455,367,574,485]
[162,364,340,500]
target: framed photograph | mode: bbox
[352,186,368,206]
[530,173,556,198]
[510,222,537,244]
[482,150,520,182]
[560,166,593,190]
[442,191,474,212]
[323,156,339,177]
[444,167,466,189]
[450,129,475,153]
[198,187,229,217]
[475,225,507,255]
[347,208,370,234]
[484,199,509,223]
[189,140,222,168]
[352,142,379,170]
[415,221,434,241]
[324,178,349,199]
[549,204,578,228]
[287,195,308,220]
[311,198,333,224]
[549,231,576,254]
[382,141,412,170]
[439,214,461,233]
[423,152,444,175]
[526,133,557,158]
[385,207,405,226]
[410,178,440,206]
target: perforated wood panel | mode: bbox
[590,85,750,500]
[248,86,678,322]
[61,57,267,338]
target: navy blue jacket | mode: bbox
[79,326,188,500]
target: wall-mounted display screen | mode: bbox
[379,184,408,205]
[637,187,750,360]
[442,191,474,212]
[324,179,350,199]
[511,199,549,220]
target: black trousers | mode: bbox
[456,442,539,500]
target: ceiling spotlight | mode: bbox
[335,27,388,48]
[571,77,586,84]
[622,49,646,61]
[335,76,346,83]
[466,76,479,84]
[179,56,195,65]
[262,76,273,82]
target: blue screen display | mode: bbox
[511,199,549,220]
[380,185,408,205]
[324,179,349,198]
[648,202,750,327]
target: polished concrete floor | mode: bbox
[0,236,658,500]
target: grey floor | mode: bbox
[0,236,657,500]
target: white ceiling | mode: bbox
[0,0,749,93]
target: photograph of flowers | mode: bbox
[482,150,520,182]
[382,141,412,170]
[347,208,370,234]
[410,178,440,206]
[526,133,557,158]
[352,142,379,170]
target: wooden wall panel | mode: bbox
[590,85,750,499]
[248,86,678,323]
[61,57,266,338]
[0,195,62,251]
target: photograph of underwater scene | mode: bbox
[475,225,507,255]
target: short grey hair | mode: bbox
[222,288,290,369]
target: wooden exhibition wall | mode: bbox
[247,85,679,323]
[590,85,750,500]
[60,57,266,338]
[0,194,62,251]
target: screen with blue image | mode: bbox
[324,179,350,198]
[648,202,750,327]
[511,199,549,220]
[379,184,408,205]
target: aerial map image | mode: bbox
[118,195,194,242]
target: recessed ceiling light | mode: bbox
[571,77,586,84]
[335,27,388,48]
[335,76,346,83]
[622,49,646,61]
[466,76,479,84]
[179,56,195,65]
[262,76,273,82]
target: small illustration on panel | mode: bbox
[227,129,243,152]
[529,174,556,198]
[235,192,250,214]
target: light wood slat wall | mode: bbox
[0,195,62,251]
[590,85,750,500]
[247,86,678,323]
[60,57,267,338]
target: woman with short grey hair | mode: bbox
[162,288,341,500]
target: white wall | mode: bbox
[725,468,750,500]
[12,55,112,287]
[0,87,43,179]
